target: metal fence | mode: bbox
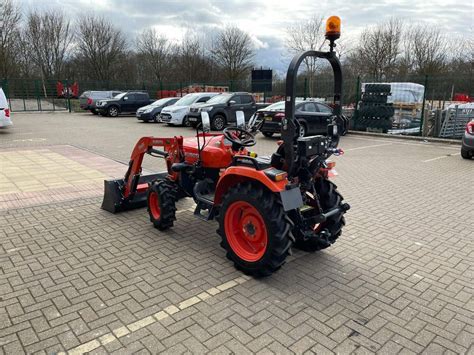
[2,74,472,139]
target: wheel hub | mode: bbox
[224,201,268,262]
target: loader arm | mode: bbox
[101,136,182,213]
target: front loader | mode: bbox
[102,16,350,277]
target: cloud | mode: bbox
[18,0,473,72]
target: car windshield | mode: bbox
[174,94,201,106]
[114,93,127,99]
[206,94,232,104]
[151,98,173,106]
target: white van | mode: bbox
[0,88,12,128]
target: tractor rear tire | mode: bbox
[218,182,293,277]
[147,180,177,231]
[294,178,345,252]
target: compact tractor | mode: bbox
[102,16,350,276]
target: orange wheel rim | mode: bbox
[149,191,161,220]
[224,201,268,262]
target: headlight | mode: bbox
[200,106,213,112]
[144,108,152,113]
[97,101,105,106]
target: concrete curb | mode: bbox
[348,130,461,146]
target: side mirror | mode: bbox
[123,97,128,101]
[228,100,236,106]
[201,112,211,133]
[236,111,245,129]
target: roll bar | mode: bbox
[282,50,343,177]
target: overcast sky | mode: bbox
[17,0,474,73]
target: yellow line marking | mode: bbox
[58,274,252,354]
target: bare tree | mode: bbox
[137,28,173,83]
[403,25,448,76]
[285,15,325,96]
[176,30,208,84]
[352,18,403,80]
[0,0,22,78]
[76,15,127,81]
[23,10,73,80]
[211,26,254,82]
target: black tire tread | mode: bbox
[147,179,177,231]
[294,179,346,252]
[217,182,292,277]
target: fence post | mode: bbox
[353,76,361,129]
[35,80,41,111]
[419,75,428,136]
[66,79,72,113]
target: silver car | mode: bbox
[461,120,474,159]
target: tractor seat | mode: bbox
[232,155,271,170]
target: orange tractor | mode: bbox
[102,16,350,276]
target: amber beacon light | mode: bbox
[325,16,341,41]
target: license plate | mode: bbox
[189,117,197,122]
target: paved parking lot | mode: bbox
[1,112,472,354]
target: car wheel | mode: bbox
[298,123,307,137]
[182,116,191,127]
[108,106,119,117]
[262,132,274,138]
[152,113,159,123]
[211,115,226,131]
[461,148,472,159]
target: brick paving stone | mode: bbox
[0,113,472,353]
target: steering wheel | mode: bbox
[223,127,256,148]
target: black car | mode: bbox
[96,91,154,117]
[136,97,179,122]
[258,100,342,137]
[187,92,258,131]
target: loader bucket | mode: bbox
[101,172,167,213]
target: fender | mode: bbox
[214,166,287,205]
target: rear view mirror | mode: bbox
[201,112,211,133]
[236,111,245,129]
[123,97,128,101]
[228,100,236,106]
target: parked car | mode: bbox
[79,90,122,114]
[257,100,342,137]
[461,120,474,159]
[136,97,179,123]
[0,88,12,128]
[160,93,218,126]
[96,91,155,117]
[188,92,259,131]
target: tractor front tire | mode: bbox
[147,180,177,231]
[294,178,346,252]
[218,182,293,277]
